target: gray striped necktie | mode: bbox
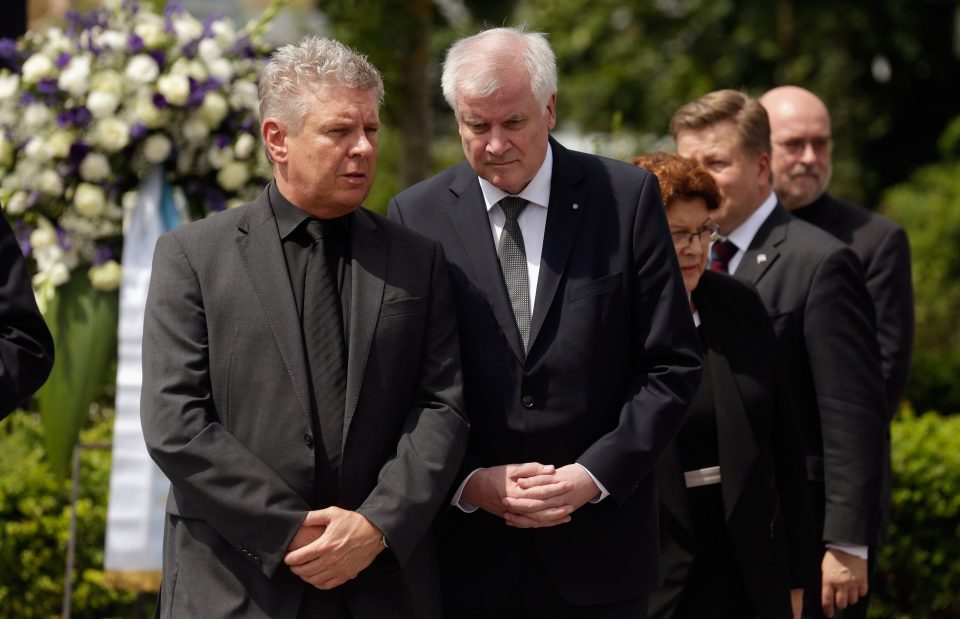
[497,196,531,350]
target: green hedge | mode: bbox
[0,410,155,618]
[872,410,960,618]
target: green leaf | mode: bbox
[35,275,118,475]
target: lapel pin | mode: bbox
[757,254,767,264]
[572,203,579,210]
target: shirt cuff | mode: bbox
[450,468,482,513]
[576,463,610,503]
[826,542,869,560]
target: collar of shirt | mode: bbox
[478,142,553,211]
[725,191,778,252]
[269,181,351,241]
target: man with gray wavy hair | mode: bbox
[390,27,702,617]
[142,36,467,618]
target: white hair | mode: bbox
[441,27,557,116]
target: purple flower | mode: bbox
[214,134,230,149]
[205,187,226,212]
[13,222,33,258]
[69,141,92,163]
[55,226,73,251]
[20,92,36,105]
[74,107,91,127]
[152,93,169,109]
[55,52,72,69]
[57,109,75,128]
[128,33,144,52]
[92,244,114,266]
[148,49,166,67]
[130,122,148,139]
[37,78,59,95]
[0,38,18,61]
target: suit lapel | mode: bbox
[529,139,586,349]
[343,208,387,445]
[447,164,527,362]
[734,204,789,284]
[235,195,312,420]
[696,278,760,522]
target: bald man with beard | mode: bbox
[760,86,914,619]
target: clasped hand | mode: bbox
[461,462,600,528]
[284,507,384,590]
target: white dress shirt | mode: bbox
[451,144,610,512]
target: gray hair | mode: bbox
[259,36,383,135]
[441,27,557,115]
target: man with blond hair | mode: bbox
[141,36,467,618]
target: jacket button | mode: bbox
[521,395,534,409]
[253,556,262,566]
[303,434,314,448]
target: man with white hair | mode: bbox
[141,36,468,618]
[390,27,703,618]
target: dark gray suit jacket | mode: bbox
[389,138,703,607]
[734,203,886,552]
[141,188,468,618]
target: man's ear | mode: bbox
[262,118,288,163]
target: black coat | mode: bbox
[0,214,54,419]
[650,271,812,619]
[389,137,704,607]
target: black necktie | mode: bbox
[302,219,346,471]
[709,239,738,273]
[497,197,531,350]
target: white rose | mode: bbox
[23,138,54,162]
[0,72,20,99]
[80,152,111,182]
[47,130,73,158]
[37,169,64,195]
[95,118,130,152]
[229,81,259,112]
[21,53,54,85]
[206,58,233,83]
[182,117,210,143]
[125,54,160,85]
[210,20,236,47]
[96,30,128,51]
[198,92,228,127]
[37,260,71,288]
[23,103,53,129]
[234,133,256,160]
[7,192,29,215]
[132,96,169,129]
[217,161,250,192]
[91,70,123,96]
[89,260,122,291]
[134,19,167,48]
[170,58,207,81]
[74,183,107,217]
[30,225,58,250]
[157,74,190,106]
[207,145,231,169]
[198,38,222,63]
[171,14,203,43]
[143,134,172,163]
[57,55,91,97]
[87,90,120,118]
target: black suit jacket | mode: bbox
[733,203,886,550]
[651,271,811,619]
[792,192,914,420]
[388,138,703,606]
[141,188,469,618]
[0,214,54,419]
